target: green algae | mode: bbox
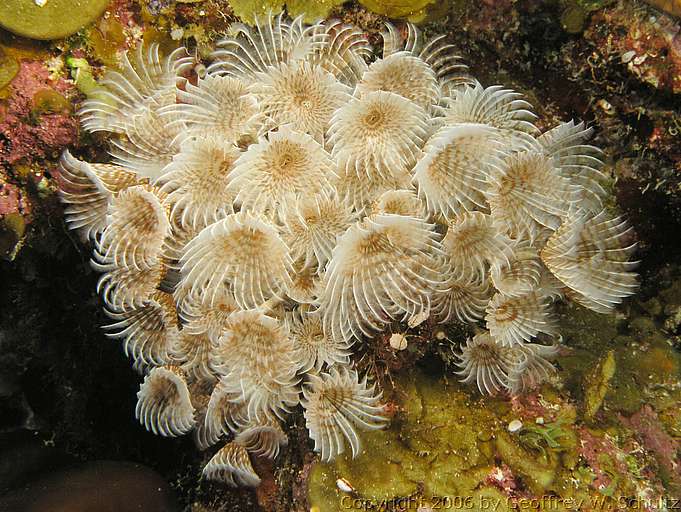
[286,0,345,22]
[307,369,588,509]
[227,0,437,24]
[308,370,501,510]
[32,89,71,115]
[496,431,557,494]
[227,0,345,24]
[560,4,587,33]
[66,57,99,96]
[228,0,285,25]
[358,0,436,21]
[0,49,19,91]
[87,17,126,67]
[583,350,616,422]
[0,0,111,41]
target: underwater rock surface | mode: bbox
[0,461,180,512]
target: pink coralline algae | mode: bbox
[578,427,630,492]
[622,405,681,490]
[484,464,520,495]
[0,61,79,166]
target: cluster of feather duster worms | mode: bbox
[57,14,638,487]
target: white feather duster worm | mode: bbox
[179,212,293,309]
[380,22,471,97]
[432,277,491,324]
[442,82,538,148]
[455,333,561,395]
[506,342,561,394]
[108,106,187,181]
[234,418,288,459]
[79,43,193,133]
[202,442,261,487]
[485,291,557,346]
[281,194,354,272]
[372,189,425,218]
[211,310,300,421]
[95,264,165,312]
[203,379,245,446]
[412,123,505,219]
[537,120,607,210]
[58,151,140,241]
[328,90,428,182]
[159,75,263,141]
[286,306,351,373]
[208,13,324,82]
[454,332,516,395]
[56,13,641,485]
[157,135,240,232]
[541,208,638,313]
[335,164,412,214]
[319,214,446,343]
[103,291,180,370]
[486,151,576,241]
[135,365,196,437]
[440,212,514,281]
[229,125,338,216]
[356,51,440,111]
[94,184,171,271]
[308,19,370,85]
[251,60,352,142]
[301,366,387,462]
[490,244,543,298]
[286,263,323,304]
[172,329,216,385]
[177,289,239,342]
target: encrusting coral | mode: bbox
[57,13,639,488]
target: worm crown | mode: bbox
[59,12,638,486]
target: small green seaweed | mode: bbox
[519,420,573,458]
[66,57,100,97]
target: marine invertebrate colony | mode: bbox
[58,13,638,487]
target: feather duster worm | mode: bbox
[58,151,140,241]
[79,44,193,133]
[328,90,428,181]
[228,125,337,215]
[301,366,387,462]
[541,208,638,312]
[135,366,196,436]
[319,213,446,343]
[179,212,293,309]
[211,310,300,421]
[57,12,640,485]
[202,442,260,487]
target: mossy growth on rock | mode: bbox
[227,0,345,24]
[357,0,436,21]
[0,0,110,41]
[307,369,583,510]
[0,48,19,91]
